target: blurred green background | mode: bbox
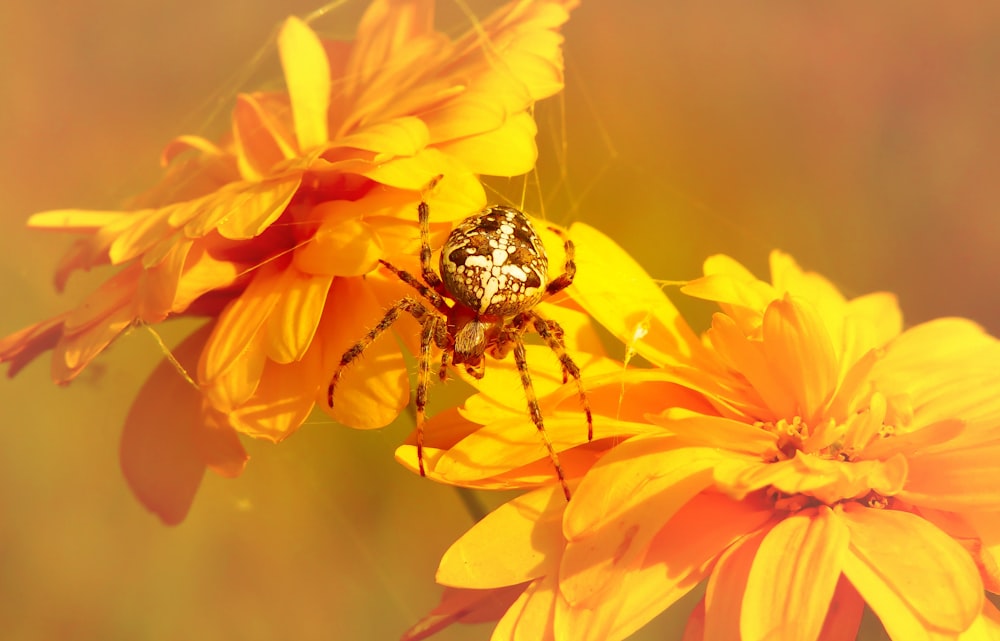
[2,1,999,639]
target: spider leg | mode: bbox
[544,226,576,296]
[327,297,434,409]
[378,259,449,314]
[511,338,573,502]
[530,312,594,442]
[415,314,446,477]
[418,200,447,295]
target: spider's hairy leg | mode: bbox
[378,259,448,314]
[415,314,447,477]
[544,226,576,296]
[327,297,434,409]
[417,200,446,292]
[511,339,573,502]
[530,313,594,442]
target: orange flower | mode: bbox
[404,226,1000,640]
[0,0,578,524]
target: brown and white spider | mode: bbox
[326,191,593,501]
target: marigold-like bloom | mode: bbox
[403,226,1000,640]
[0,0,577,523]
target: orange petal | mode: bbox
[293,201,384,277]
[230,346,323,442]
[816,576,865,641]
[318,276,409,430]
[277,17,330,151]
[704,526,766,641]
[181,177,299,240]
[557,492,771,641]
[401,585,526,641]
[840,504,983,637]
[120,323,247,525]
[563,438,719,540]
[567,222,702,368]
[264,269,333,363]
[232,93,296,180]
[741,507,849,641]
[559,442,721,607]
[957,600,1000,641]
[0,313,68,378]
[199,263,282,384]
[438,485,564,589]
[900,437,1000,511]
[761,296,839,424]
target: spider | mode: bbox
[326,190,593,501]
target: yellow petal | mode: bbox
[493,576,557,641]
[435,111,538,177]
[277,17,330,151]
[27,208,126,232]
[564,438,719,540]
[567,222,702,368]
[333,116,429,161]
[742,507,849,641]
[841,504,983,637]
[437,485,564,588]
[431,413,653,485]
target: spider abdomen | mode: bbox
[440,206,549,317]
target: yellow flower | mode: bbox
[0,0,578,523]
[404,226,1000,640]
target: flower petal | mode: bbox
[840,504,983,637]
[438,485,564,589]
[232,93,296,179]
[277,17,330,151]
[567,222,702,368]
[120,323,247,525]
[318,276,410,430]
[556,492,771,641]
[742,507,849,641]
[293,201,385,277]
[401,585,525,641]
[900,437,1000,511]
[559,441,722,607]
[264,269,333,364]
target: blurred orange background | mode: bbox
[2,1,999,639]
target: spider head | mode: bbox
[452,318,488,379]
